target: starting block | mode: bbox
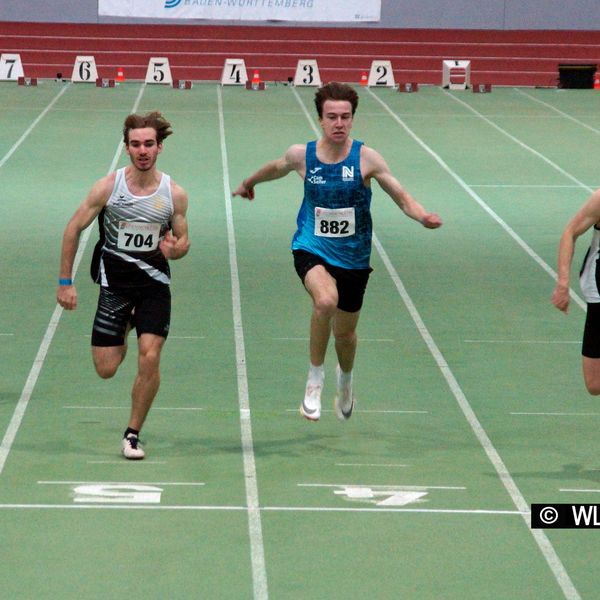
[245,80,265,91]
[17,77,37,86]
[172,79,192,90]
[95,78,115,88]
[472,83,492,93]
[398,82,419,93]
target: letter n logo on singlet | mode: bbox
[342,166,354,182]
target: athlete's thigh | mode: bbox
[92,344,126,375]
[134,285,171,339]
[303,264,338,305]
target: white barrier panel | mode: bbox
[145,57,173,85]
[442,60,471,90]
[367,60,395,87]
[99,0,381,22]
[0,54,24,81]
[221,59,248,86]
[72,56,98,83]
[294,60,322,87]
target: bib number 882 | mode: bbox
[319,220,350,235]
[314,207,355,238]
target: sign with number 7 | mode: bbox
[0,54,24,81]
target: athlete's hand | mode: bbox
[551,283,570,313]
[57,284,77,310]
[421,212,443,229]
[160,231,190,260]
[232,180,255,201]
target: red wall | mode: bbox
[3,21,600,86]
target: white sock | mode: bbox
[308,364,324,386]
[338,367,353,388]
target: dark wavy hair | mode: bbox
[123,111,173,144]
[314,82,359,118]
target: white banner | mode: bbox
[98,0,381,22]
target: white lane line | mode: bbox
[272,337,395,342]
[368,89,581,600]
[0,503,525,515]
[0,84,70,169]
[0,85,147,478]
[38,480,205,486]
[87,461,167,465]
[63,405,203,411]
[464,339,579,344]
[217,84,268,600]
[446,90,594,196]
[468,184,584,189]
[336,463,409,468]
[371,88,587,313]
[560,489,600,494]
[299,483,466,490]
[511,412,600,417]
[515,88,600,136]
[284,409,428,414]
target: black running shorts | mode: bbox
[91,285,171,347]
[293,249,372,313]
[583,302,600,358]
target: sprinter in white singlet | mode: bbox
[57,112,190,459]
[552,188,600,395]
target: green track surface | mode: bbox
[1,80,599,599]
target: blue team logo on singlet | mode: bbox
[342,166,355,182]
[164,0,181,8]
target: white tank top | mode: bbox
[580,226,600,303]
[97,167,174,288]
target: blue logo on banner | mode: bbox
[165,0,181,8]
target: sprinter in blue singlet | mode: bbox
[233,82,442,423]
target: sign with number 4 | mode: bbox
[145,57,173,85]
[221,58,248,86]
[0,54,25,81]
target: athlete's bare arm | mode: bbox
[57,174,116,310]
[552,189,600,313]
[361,146,442,228]
[160,181,190,260]
[232,144,306,200]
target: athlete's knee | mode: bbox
[583,358,600,395]
[313,294,338,319]
[138,344,163,375]
[92,346,126,379]
[585,380,600,395]
[334,329,356,345]
[94,361,119,379]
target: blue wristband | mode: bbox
[58,278,73,286]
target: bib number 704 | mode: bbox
[117,221,161,251]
